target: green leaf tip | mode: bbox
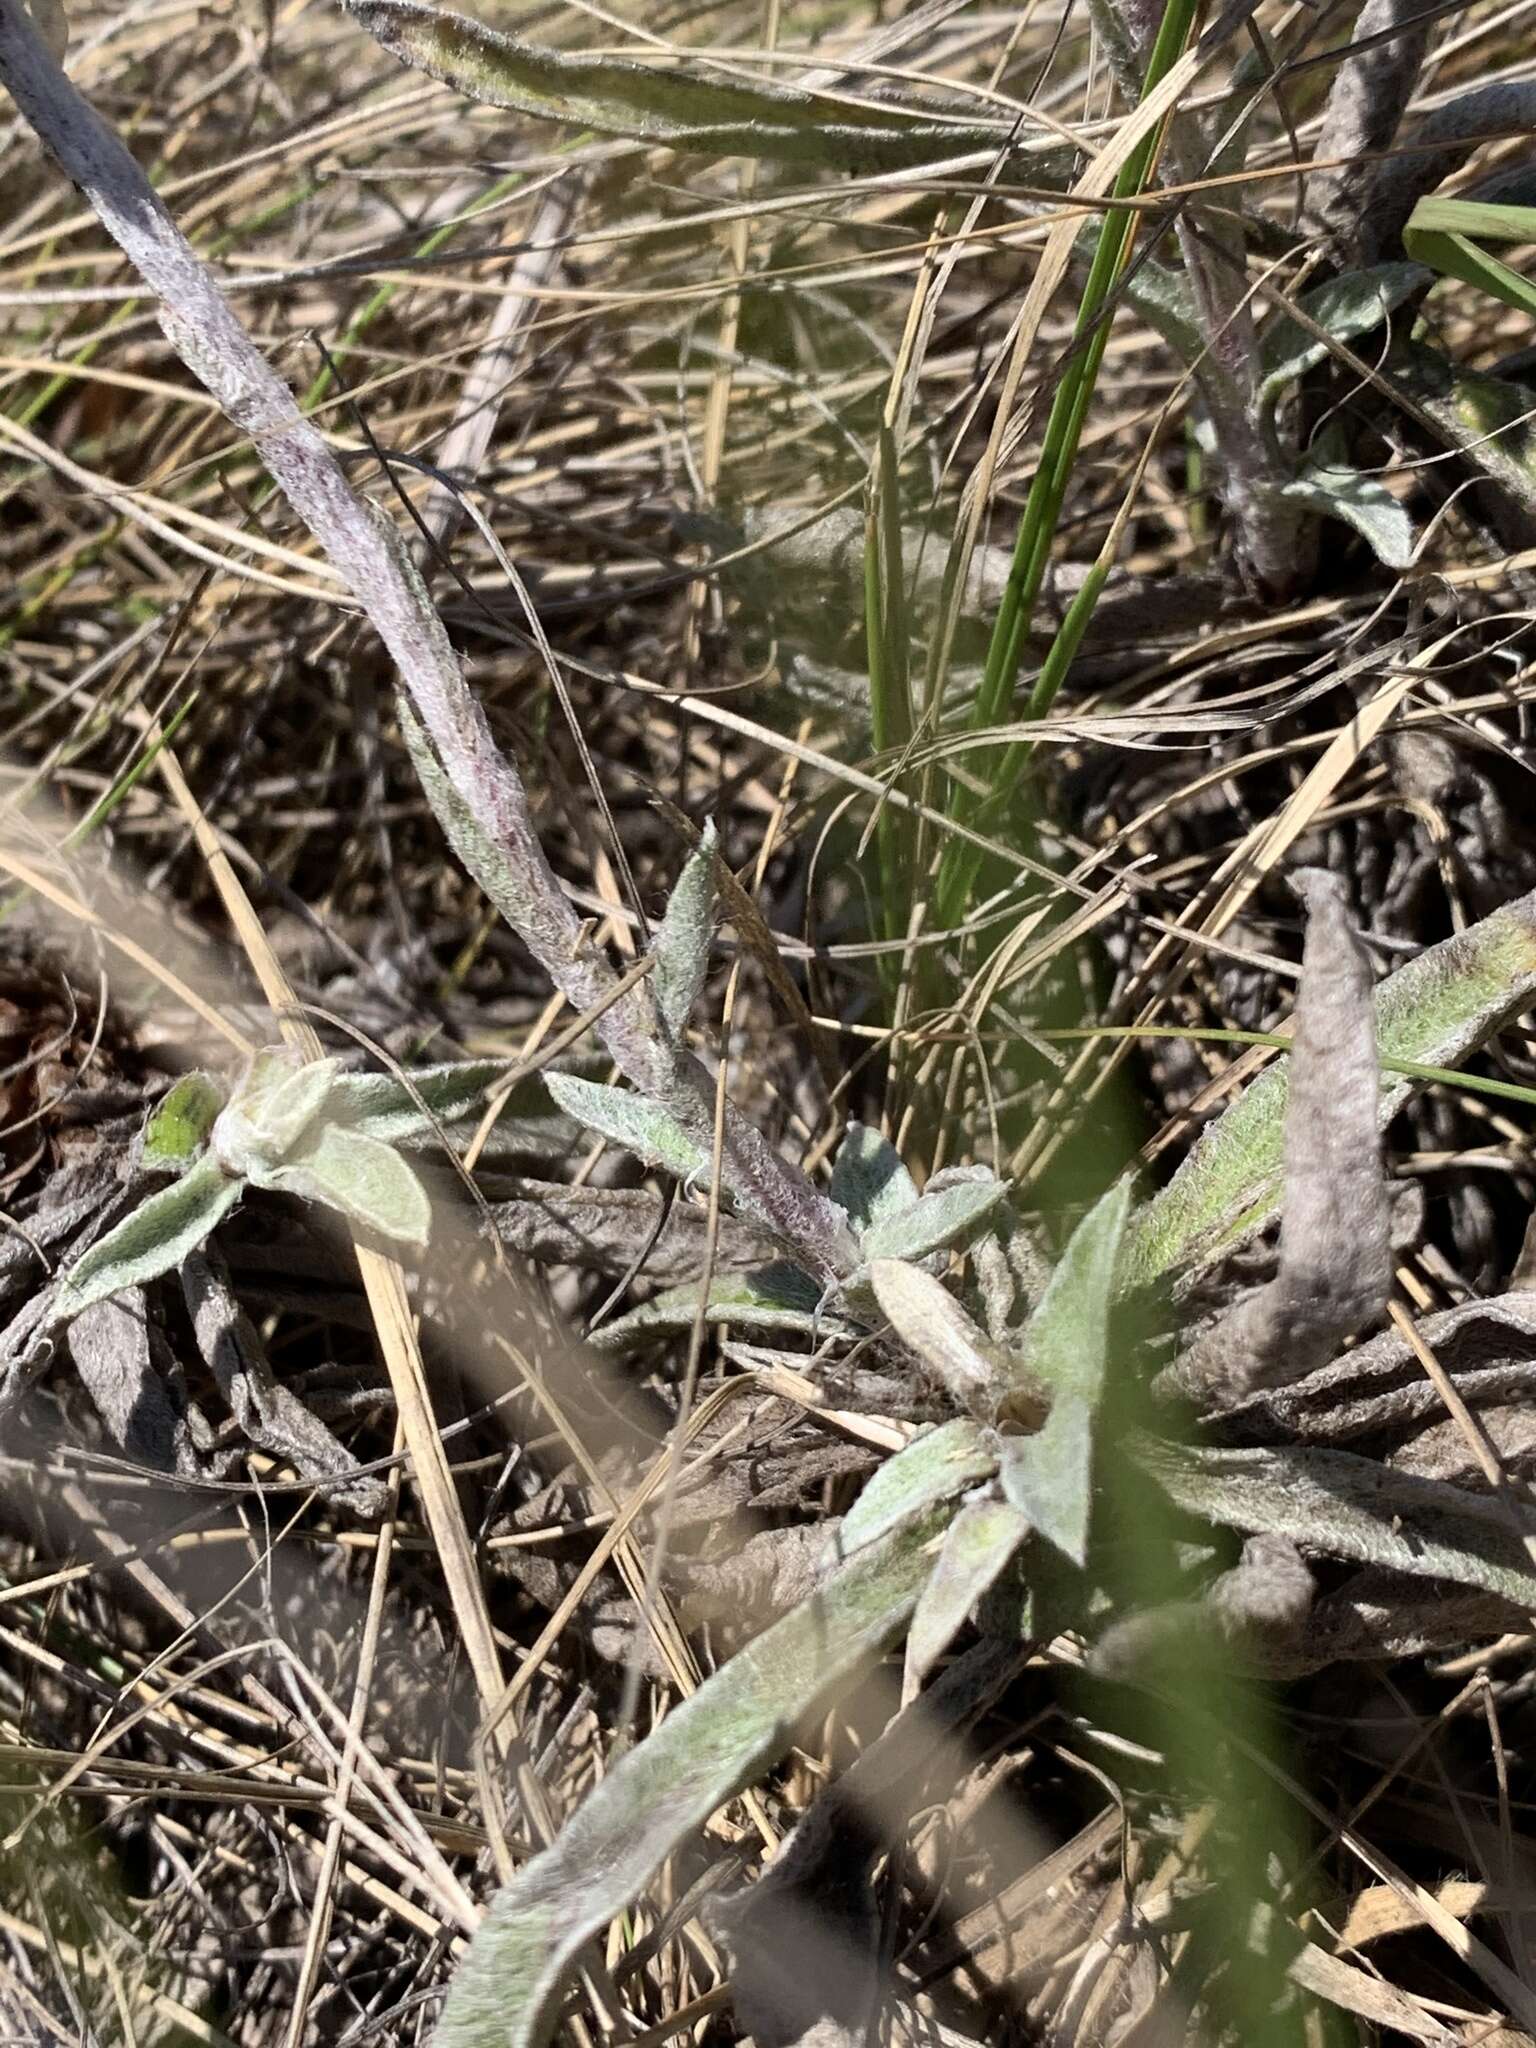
[141,1071,226,1171]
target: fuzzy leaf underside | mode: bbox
[1138,1435,1536,1610]
[432,1506,951,2048]
[348,0,1018,175]
[258,1056,342,1157]
[1125,888,1536,1286]
[54,1155,244,1323]
[543,1072,709,1183]
[653,824,717,1035]
[829,1122,920,1238]
[838,1418,998,1553]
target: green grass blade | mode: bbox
[935,0,1198,925]
[1405,197,1536,323]
[864,424,914,958]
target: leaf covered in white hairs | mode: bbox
[247,1124,432,1246]
[654,822,718,1035]
[55,1155,244,1325]
[544,1072,710,1184]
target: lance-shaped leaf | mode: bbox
[859,1175,1007,1265]
[869,1258,1048,1430]
[247,1124,432,1247]
[654,822,717,1036]
[141,1071,226,1173]
[906,1500,1031,1687]
[1278,460,1415,569]
[830,1123,919,1239]
[839,1418,997,1554]
[1258,262,1429,411]
[432,1504,952,2048]
[54,1154,244,1324]
[998,1181,1131,1565]
[588,1262,832,1354]
[1125,886,1536,1286]
[348,0,1017,176]
[1137,1434,1536,1611]
[335,1059,560,1146]
[543,1072,710,1184]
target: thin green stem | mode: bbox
[936,0,1198,928]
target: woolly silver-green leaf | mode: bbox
[905,1499,1031,1686]
[653,822,717,1035]
[1259,262,1429,411]
[859,1176,1007,1265]
[257,1055,342,1156]
[333,1060,565,1147]
[348,0,1022,176]
[839,1418,998,1554]
[1125,888,1536,1287]
[1138,1435,1536,1610]
[588,1263,830,1355]
[830,1123,919,1239]
[432,1504,951,2048]
[543,1072,709,1184]
[1278,460,1415,568]
[54,1155,244,1324]
[869,1258,1047,1429]
[250,1124,432,1246]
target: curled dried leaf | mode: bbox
[1167,871,1391,1406]
[1090,1534,1315,1682]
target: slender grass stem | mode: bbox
[936,0,1198,928]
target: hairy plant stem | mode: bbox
[1306,0,1432,261]
[0,0,857,1284]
